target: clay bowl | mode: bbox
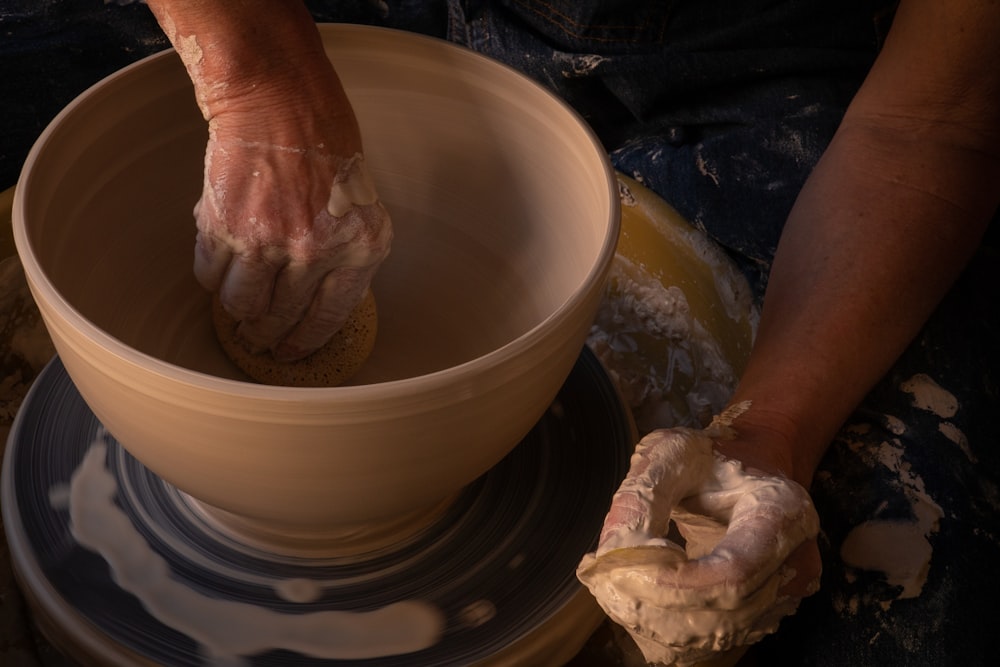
[13,24,619,553]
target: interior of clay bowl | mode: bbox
[12,24,619,544]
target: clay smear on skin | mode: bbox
[156,11,214,119]
[53,431,444,664]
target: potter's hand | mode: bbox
[144,0,392,362]
[193,120,391,361]
[577,404,821,667]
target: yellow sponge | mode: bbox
[213,290,377,387]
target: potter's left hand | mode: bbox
[577,407,821,666]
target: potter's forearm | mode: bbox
[145,0,358,152]
[145,0,323,85]
[725,0,1000,486]
[729,126,995,484]
[146,2,339,115]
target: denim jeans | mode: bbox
[444,0,900,296]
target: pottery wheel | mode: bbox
[2,349,632,666]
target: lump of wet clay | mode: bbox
[212,290,377,387]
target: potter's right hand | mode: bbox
[146,0,392,362]
[576,407,822,667]
[192,108,392,362]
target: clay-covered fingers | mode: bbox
[202,229,389,361]
[658,458,820,605]
[596,428,716,554]
[577,425,821,666]
[222,259,317,353]
[216,252,287,323]
[775,537,822,600]
[581,545,801,665]
[193,141,393,361]
[265,264,376,362]
[192,225,232,294]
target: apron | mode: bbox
[446,0,900,296]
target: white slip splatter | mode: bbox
[63,433,446,665]
[838,436,943,603]
[900,373,958,418]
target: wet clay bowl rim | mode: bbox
[12,24,620,547]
